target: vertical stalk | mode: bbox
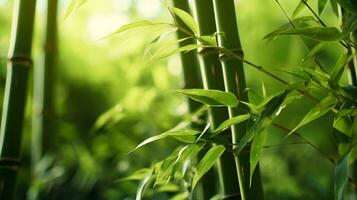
[171,1,217,199]
[0,0,37,199]
[193,0,241,198]
[32,0,58,166]
[212,0,264,199]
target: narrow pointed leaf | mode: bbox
[112,20,172,36]
[136,171,154,200]
[177,89,239,107]
[169,7,198,35]
[192,145,225,189]
[265,27,342,41]
[213,114,251,134]
[334,153,349,200]
[318,0,328,14]
[289,95,338,135]
[250,129,267,186]
[64,0,88,19]
[131,129,200,152]
[292,0,309,18]
[302,42,328,62]
[118,168,152,182]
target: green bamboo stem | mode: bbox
[172,0,202,118]
[0,0,37,198]
[193,0,241,198]
[32,0,58,166]
[172,1,218,198]
[212,0,264,199]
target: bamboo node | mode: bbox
[0,157,21,170]
[8,55,33,67]
[222,192,241,199]
[197,47,218,55]
[219,48,244,61]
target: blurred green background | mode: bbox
[0,0,348,199]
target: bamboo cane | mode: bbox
[212,0,264,199]
[0,0,37,198]
[32,0,58,166]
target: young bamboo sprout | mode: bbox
[193,0,241,198]
[212,0,264,199]
[0,0,37,198]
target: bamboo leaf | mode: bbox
[119,168,153,182]
[192,145,225,189]
[260,91,288,117]
[264,16,317,40]
[265,27,343,41]
[330,54,354,85]
[136,170,154,200]
[330,0,339,16]
[112,20,172,36]
[131,129,200,152]
[337,0,357,15]
[169,7,198,35]
[148,43,202,62]
[289,95,338,136]
[292,0,309,18]
[334,153,349,200]
[249,129,267,186]
[64,0,88,20]
[236,117,272,154]
[213,114,251,135]
[318,0,328,15]
[177,89,239,107]
[302,42,328,62]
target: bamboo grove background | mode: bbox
[0,0,356,199]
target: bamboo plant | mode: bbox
[0,0,37,199]
[171,0,217,199]
[192,0,241,198]
[212,0,264,199]
[32,0,58,166]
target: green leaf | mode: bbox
[264,16,317,40]
[318,0,328,15]
[330,0,339,16]
[119,168,152,182]
[131,129,200,152]
[136,170,154,200]
[289,95,338,136]
[249,129,267,186]
[329,54,353,86]
[260,91,288,117]
[169,7,198,35]
[236,117,272,154]
[63,0,88,20]
[334,116,353,137]
[177,89,239,107]
[105,21,172,39]
[148,43,202,62]
[302,42,328,62]
[337,0,357,15]
[213,114,251,135]
[192,145,225,189]
[334,153,349,200]
[292,0,309,18]
[265,27,343,41]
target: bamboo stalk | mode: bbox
[212,0,264,199]
[171,1,218,198]
[0,0,37,198]
[32,0,58,166]
[192,0,241,198]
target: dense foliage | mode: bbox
[0,0,357,199]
